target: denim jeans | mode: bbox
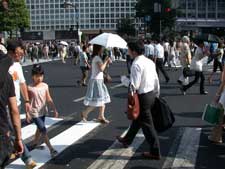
[33,116,47,134]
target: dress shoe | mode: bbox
[116,136,129,148]
[166,78,170,83]
[177,80,182,85]
[179,86,186,95]
[200,91,208,95]
[142,152,161,160]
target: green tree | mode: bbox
[0,0,30,37]
[135,0,177,34]
[116,18,136,37]
[161,0,176,31]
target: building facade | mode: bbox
[25,0,136,40]
[175,0,225,34]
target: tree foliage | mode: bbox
[0,0,30,34]
[135,0,177,34]
[116,18,136,37]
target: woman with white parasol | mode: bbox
[81,44,112,123]
[80,33,127,123]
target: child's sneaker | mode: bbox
[50,149,58,158]
[26,160,37,169]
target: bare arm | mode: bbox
[46,88,58,117]
[20,83,31,113]
[97,57,111,72]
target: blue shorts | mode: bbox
[33,116,47,134]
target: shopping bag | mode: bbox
[127,85,140,120]
[151,97,175,133]
[202,104,223,125]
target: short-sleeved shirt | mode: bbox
[190,47,205,71]
[8,62,26,106]
[28,83,48,118]
[154,44,164,59]
[180,43,191,67]
[79,52,88,67]
[91,55,104,80]
[0,73,15,135]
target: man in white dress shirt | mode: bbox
[117,40,161,160]
[154,38,170,83]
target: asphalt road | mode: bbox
[13,58,225,169]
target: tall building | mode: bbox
[25,0,136,40]
[174,0,225,34]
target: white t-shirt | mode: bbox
[8,62,26,106]
[154,43,164,59]
[163,42,170,52]
[190,47,204,72]
[79,52,88,67]
[91,55,104,80]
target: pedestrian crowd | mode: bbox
[1,33,225,169]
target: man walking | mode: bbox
[117,40,161,159]
[7,40,37,168]
[0,53,24,169]
[154,38,170,83]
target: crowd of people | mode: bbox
[1,33,225,168]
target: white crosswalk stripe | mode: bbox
[6,117,203,169]
[87,130,144,169]
[6,120,100,169]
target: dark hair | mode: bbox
[6,39,23,52]
[82,45,87,51]
[92,44,102,56]
[127,40,145,55]
[32,64,44,75]
[195,40,204,46]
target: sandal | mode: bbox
[81,112,88,122]
[97,118,110,124]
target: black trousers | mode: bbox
[183,71,205,93]
[213,59,223,72]
[163,51,170,66]
[123,92,160,155]
[156,58,169,81]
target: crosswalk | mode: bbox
[5,114,205,169]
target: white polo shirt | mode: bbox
[130,55,160,95]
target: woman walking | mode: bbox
[78,45,91,86]
[208,42,224,84]
[81,44,111,124]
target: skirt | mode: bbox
[83,79,111,107]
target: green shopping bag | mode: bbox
[202,104,223,125]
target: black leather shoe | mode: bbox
[116,136,129,148]
[166,78,170,83]
[200,91,208,95]
[177,80,182,85]
[142,152,161,160]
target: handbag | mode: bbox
[127,84,140,120]
[151,97,175,133]
[202,104,223,125]
[183,67,195,78]
[104,73,112,83]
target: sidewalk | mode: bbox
[21,58,61,67]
